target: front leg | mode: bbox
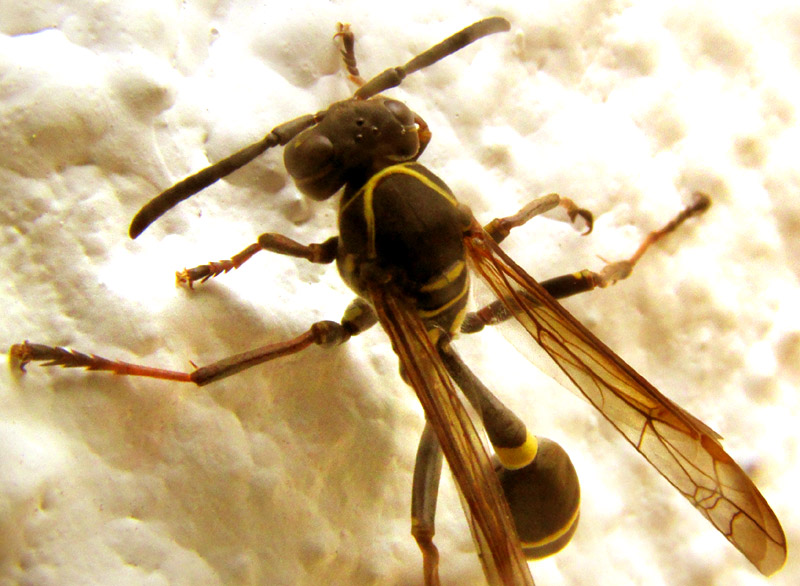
[334,23,366,86]
[483,192,594,242]
[462,192,710,333]
[177,234,339,288]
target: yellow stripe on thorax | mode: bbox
[341,163,458,259]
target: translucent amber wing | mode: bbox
[464,224,786,576]
[368,284,535,586]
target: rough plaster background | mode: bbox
[1,1,799,585]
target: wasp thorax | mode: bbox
[284,97,420,201]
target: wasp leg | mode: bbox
[461,271,600,333]
[331,22,434,159]
[334,23,366,86]
[438,340,581,559]
[624,191,711,268]
[411,421,444,586]
[462,192,711,333]
[11,299,377,386]
[177,234,339,288]
[177,242,261,288]
[483,193,594,242]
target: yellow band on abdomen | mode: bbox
[495,432,538,471]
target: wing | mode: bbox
[463,221,787,576]
[368,283,534,586]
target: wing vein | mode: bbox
[463,222,786,576]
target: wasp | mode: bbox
[10,17,786,585]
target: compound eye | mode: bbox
[284,131,346,200]
[382,99,415,126]
[284,132,335,180]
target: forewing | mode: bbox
[368,284,534,586]
[463,223,786,576]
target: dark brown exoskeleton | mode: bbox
[12,17,785,585]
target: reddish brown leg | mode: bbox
[627,192,711,265]
[11,299,377,386]
[411,421,443,586]
[334,20,433,160]
[11,341,197,382]
[177,243,262,288]
[414,528,441,586]
[11,326,324,386]
[334,23,366,86]
[177,234,338,288]
[483,193,594,244]
[462,192,710,333]
[583,191,711,286]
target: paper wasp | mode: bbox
[10,17,786,585]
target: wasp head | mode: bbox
[283,97,421,200]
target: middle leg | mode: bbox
[482,192,594,242]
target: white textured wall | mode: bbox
[2,1,798,585]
